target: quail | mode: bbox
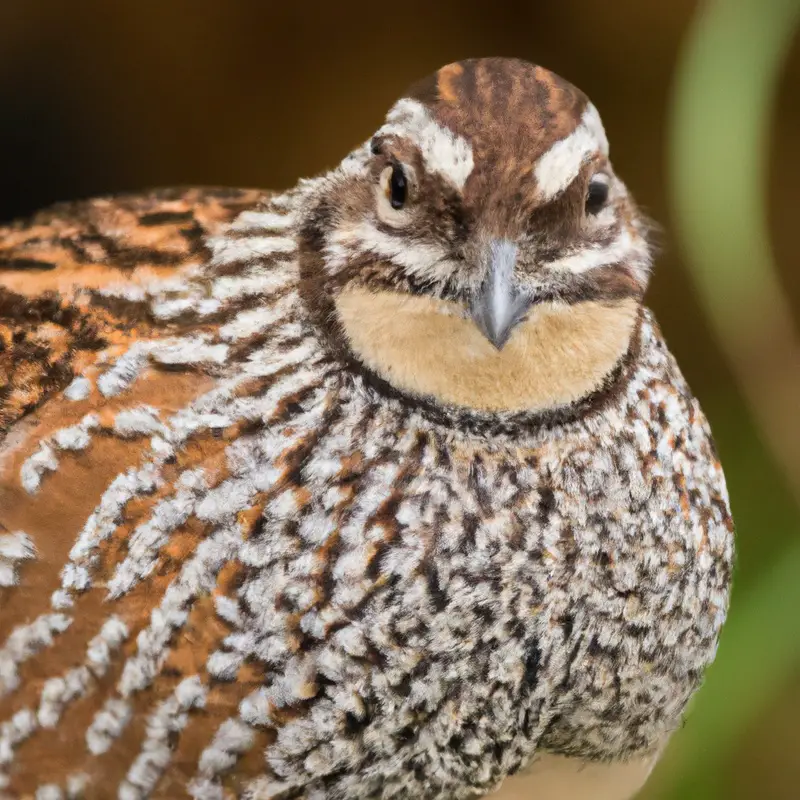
[0,58,733,800]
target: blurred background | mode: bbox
[1,1,798,797]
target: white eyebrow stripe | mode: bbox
[582,103,609,153]
[534,103,609,201]
[378,99,474,190]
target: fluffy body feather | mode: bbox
[0,59,732,799]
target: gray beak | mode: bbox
[469,239,533,349]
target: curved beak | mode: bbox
[469,239,533,349]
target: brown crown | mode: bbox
[402,58,592,229]
[407,58,589,164]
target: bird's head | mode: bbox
[300,57,652,417]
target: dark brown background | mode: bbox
[1,2,798,798]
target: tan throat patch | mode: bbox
[335,288,639,413]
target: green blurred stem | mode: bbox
[662,0,800,795]
[669,0,800,506]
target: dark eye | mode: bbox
[585,178,609,215]
[389,165,407,210]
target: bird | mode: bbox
[0,57,733,800]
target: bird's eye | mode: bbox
[585,177,609,215]
[389,165,407,210]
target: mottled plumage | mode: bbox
[0,58,732,799]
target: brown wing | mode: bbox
[0,187,273,798]
[0,187,264,438]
